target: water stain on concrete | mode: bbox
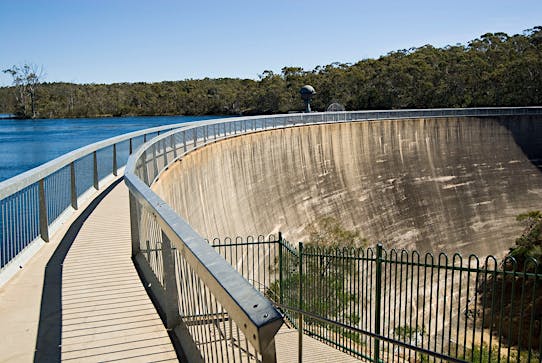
[153,116,542,258]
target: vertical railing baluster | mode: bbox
[161,231,180,329]
[152,144,158,181]
[374,243,383,363]
[113,144,118,176]
[298,242,303,363]
[162,139,168,166]
[171,134,177,160]
[38,179,49,242]
[129,192,140,258]
[278,232,283,306]
[93,151,99,190]
[70,162,77,210]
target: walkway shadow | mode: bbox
[33,178,124,362]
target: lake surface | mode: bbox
[0,115,220,182]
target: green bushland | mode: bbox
[417,343,504,363]
[266,218,367,348]
[1,27,541,119]
[457,342,540,363]
[477,211,542,353]
[511,211,542,265]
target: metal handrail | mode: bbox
[125,107,542,188]
[126,174,284,358]
[0,120,214,198]
[3,105,539,199]
[0,119,211,284]
[124,106,542,361]
[0,107,539,358]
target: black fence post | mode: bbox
[374,243,383,363]
[298,242,304,363]
[278,232,283,306]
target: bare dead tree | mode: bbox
[3,63,45,118]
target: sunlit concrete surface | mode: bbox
[0,218,58,362]
[154,116,542,258]
[0,179,121,363]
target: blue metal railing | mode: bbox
[0,121,201,285]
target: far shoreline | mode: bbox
[0,112,240,121]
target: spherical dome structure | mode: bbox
[300,85,316,100]
[327,102,345,112]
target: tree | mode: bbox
[3,63,45,118]
[266,218,368,344]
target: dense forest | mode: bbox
[1,27,541,119]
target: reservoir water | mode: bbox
[0,115,219,182]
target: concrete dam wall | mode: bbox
[153,116,542,257]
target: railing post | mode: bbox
[161,231,180,330]
[128,191,140,257]
[152,144,158,180]
[278,232,283,306]
[70,162,78,210]
[162,139,168,166]
[38,179,49,242]
[112,144,118,176]
[93,151,99,190]
[129,138,133,154]
[262,339,277,363]
[171,134,177,159]
[142,150,150,186]
[374,243,383,363]
[298,242,303,363]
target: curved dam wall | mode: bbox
[153,116,542,257]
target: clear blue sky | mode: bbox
[1,0,540,86]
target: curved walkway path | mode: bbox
[0,177,177,363]
[0,175,360,362]
[56,181,178,362]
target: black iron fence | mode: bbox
[119,108,542,361]
[210,235,542,363]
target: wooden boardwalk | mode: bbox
[58,182,177,362]
[275,326,361,363]
[0,177,363,362]
[0,179,177,363]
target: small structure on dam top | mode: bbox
[300,85,316,112]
